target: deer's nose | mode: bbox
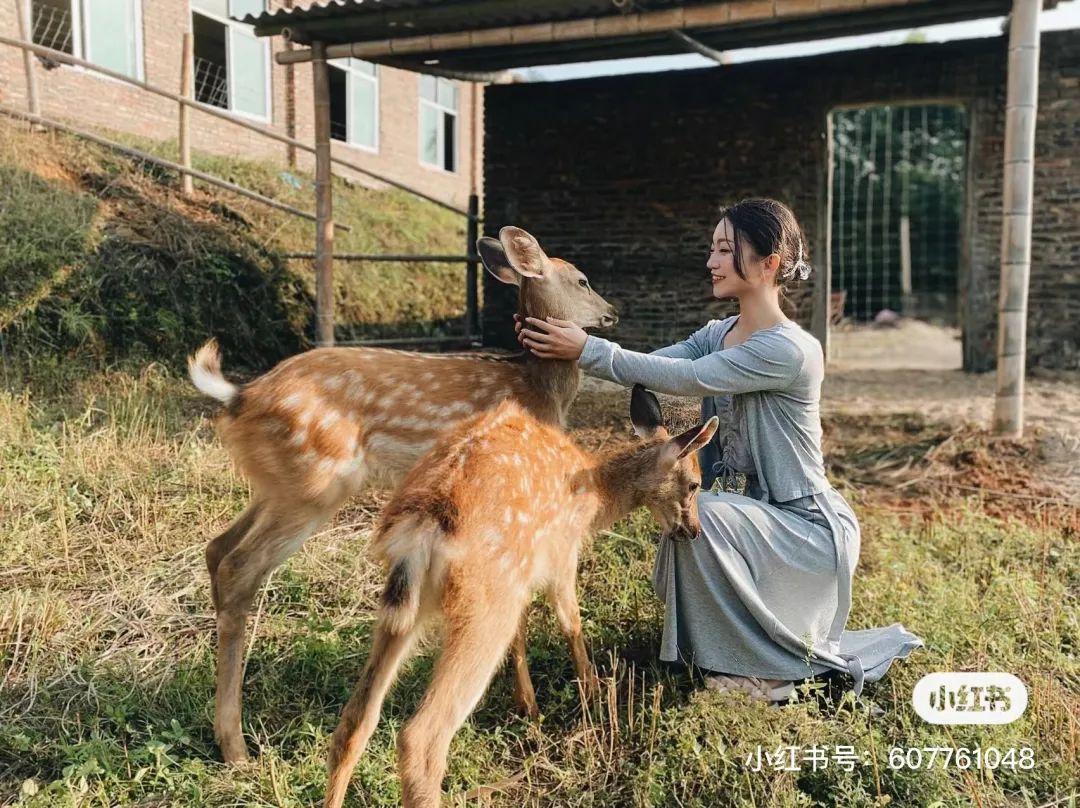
[601,307,619,327]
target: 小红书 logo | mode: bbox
[912,672,1028,725]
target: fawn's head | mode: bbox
[621,385,719,541]
[477,227,618,330]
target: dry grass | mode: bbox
[1,366,1077,807]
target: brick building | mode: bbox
[0,0,481,209]
[482,31,1080,372]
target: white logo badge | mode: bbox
[912,672,1027,725]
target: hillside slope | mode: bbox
[0,118,467,372]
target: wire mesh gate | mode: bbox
[830,104,968,325]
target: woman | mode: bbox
[519,198,921,702]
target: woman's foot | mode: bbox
[704,674,795,703]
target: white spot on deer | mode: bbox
[317,457,335,475]
[288,428,308,447]
[300,449,319,464]
[319,409,341,430]
[516,511,530,525]
[281,392,305,411]
[444,400,477,416]
[503,507,514,526]
[336,456,365,479]
[323,375,344,392]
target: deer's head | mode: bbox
[626,385,718,542]
[477,226,618,330]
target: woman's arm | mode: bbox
[579,331,805,396]
[520,317,717,362]
[648,322,715,360]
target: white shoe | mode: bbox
[704,674,795,703]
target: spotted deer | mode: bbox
[323,386,719,808]
[188,227,618,764]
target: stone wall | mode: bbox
[482,31,1080,371]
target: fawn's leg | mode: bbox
[324,620,422,808]
[397,604,524,808]
[508,610,539,719]
[206,502,261,611]
[212,507,326,763]
[548,577,598,696]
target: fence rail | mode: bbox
[0,33,474,218]
[1,30,483,347]
[0,105,352,231]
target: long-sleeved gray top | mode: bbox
[579,316,829,503]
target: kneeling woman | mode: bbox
[520,198,921,701]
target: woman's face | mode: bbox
[707,218,771,300]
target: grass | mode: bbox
[0,117,468,373]
[0,369,1077,807]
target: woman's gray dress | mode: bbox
[579,316,922,693]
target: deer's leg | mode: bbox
[212,507,324,763]
[548,577,598,697]
[508,610,539,719]
[206,502,261,611]
[324,619,422,808]
[397,604,524,808]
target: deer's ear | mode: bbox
[498,226,548,279]
[630,384,665,438]
[477,237,521,286]
[660,417,719,466]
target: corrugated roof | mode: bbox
[247,0,1015,71]
[247,1,694,36]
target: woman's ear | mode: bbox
[763,253,782,274]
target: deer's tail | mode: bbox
[188,339,238,405]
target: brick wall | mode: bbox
[482,31,1080,371]
[0,0,480,210]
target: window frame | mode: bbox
[191,0,272,123]
[33,0,145,81]
[82,0,145,81]
[330,58,380,153]
[417,75,459,173]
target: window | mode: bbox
[31,0,143,79]
[192,0,270,121]
[419,75,458,172]
[329,58,379,151]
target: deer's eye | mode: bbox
[688,482,700,494]
[578,278,589,288]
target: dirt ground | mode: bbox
[826,320,1080,439]
[580,319,1080,509]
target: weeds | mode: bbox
[0,367,1076,806]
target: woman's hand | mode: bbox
[518,316,588,360]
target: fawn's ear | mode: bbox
[660,417,719,466]
[630,384,665,438]
[498,226,548,279]
[477,237,522,286]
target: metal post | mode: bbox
[812,113,834,359]
[899,214,912,313]
[993,0,1041,437]
[179,32,194,196]
[466,194,479,338]
[311,41,335,346]
[15,0,40,114]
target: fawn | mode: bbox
[188,227,617,764]
[323,385,719,808]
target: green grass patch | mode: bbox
[0,119,467,375]
[0,369,1076,806]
